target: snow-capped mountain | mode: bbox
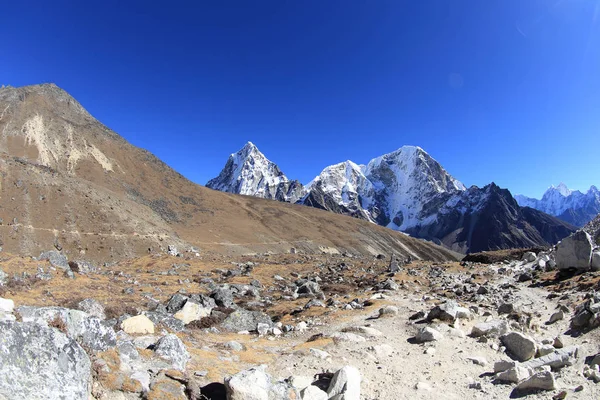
[206,142,305,203]
[363,145,466,230]
[208,143,575,253]
[301,160,376,222]
[515,184,600,227]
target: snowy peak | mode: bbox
[206,142,304,202]
[515,184,600,227]
[363,145,465,229]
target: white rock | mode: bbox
[327,366,361,400]
[416,327,443,343]
[555,231,593,270]
[173,301,211,324]
[0,298,14,314]
[301,385,328,400]
[309,348,331,360]
[342,326,382,337]
[547,310,564,324]
[496,366,533,383]
[515,370,556,391]
[225,367,271,400]
[289,375,313,390]
[121,315,155,335]
[470,320,509,338]
[370,344,394,358]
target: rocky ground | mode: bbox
[1,247,600,400]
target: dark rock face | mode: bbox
[407,184,576,253]
[0,321,92,400]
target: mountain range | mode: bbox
[515,184,600,227]
[0,83,459,262]
[208,142,576,253]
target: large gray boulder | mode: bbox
[221,309,272,332]
[0,321,91,400]
[427,300,470,323]
[17,306,116,351]
[501,332,537,361]
[327,366,361,400]
[38,250,69,270]
[555,230,593,270]
[154,334,190,371]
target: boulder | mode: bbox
[470,320,509,338]
[555,230,593,270]
[592,252,600,271]
[427,300,470,323]
[0,321,91,400]
[225,367,271,400]
[173,301,212,324]
[501,332,537,361]
[121,315,155,335]
[522,251,537,262]
[221,309,272,332]
[416,327,443,343]
[295,280,325,299]
[0,297,14,313]
[301,385,328,400]
[331,332,367,343]
[327,366,361,400]
[496,366,533,383]
[521,346,578,370]
[18,306,116,351]
[515,371,556,391]
[38,250,69,270]
[154,334,190,371]
[378,306,399,318]
[166,293,189,313]
[77,298,106,320]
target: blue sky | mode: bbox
[1,0,599,198]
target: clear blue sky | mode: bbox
[1,0,599,198]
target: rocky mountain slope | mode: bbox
[516,183,600,227]
[209,144,575,253]
[206,142,304,203]
[0,83,459,262]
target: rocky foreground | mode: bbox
[1,243,600,399]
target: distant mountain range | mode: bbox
[515,184,600,227]
[207,142,576,253]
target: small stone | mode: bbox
[547,310,564,324]
[466,356,487,366]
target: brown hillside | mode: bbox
[0,84,459,262]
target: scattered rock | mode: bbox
[378,305,399,318]
[427,300,470,323]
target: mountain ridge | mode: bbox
[208,143,576,253]
[0,83,460,262]
[516,184,600,227]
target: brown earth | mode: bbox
[0,84,460,263]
